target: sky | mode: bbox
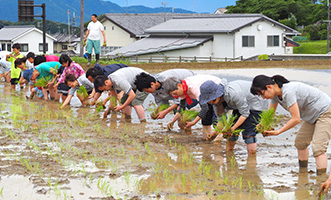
[107,0,236,13]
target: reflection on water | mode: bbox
[0,68,330,199]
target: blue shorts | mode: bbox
[228,110,261,144]
[34,87,44,98]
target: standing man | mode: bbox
[84,14,106,65]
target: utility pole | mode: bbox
[67,9,70,44]
[80,0,84,57]
[328,0,330,53]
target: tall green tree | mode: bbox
[226,0,323,26]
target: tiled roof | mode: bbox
[52,32,79,43]
[0,26,35,41]
[145,14,300,34]
[100,13,216,37]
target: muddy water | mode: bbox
[0,68,330,200]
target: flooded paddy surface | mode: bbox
[0,68,331,200]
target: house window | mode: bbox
[104,26,106,30]
[20,44,29,52]
[112,26,114,30]
[267,35,279,47]
[39,43,48,52]
[7,43,11,52]
[242,36,255,47]
[1,43,5,51]
[62,45,68,50]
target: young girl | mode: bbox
[60,74,94,108]
[193,80,268,154]
[251,75,331,176]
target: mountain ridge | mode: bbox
[1,0,195,23]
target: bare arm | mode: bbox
[101,30,106,43]
[156,103,178,119]
[114,89,135,111]
[264,102,301,136]
[61,94,73,109]
[84,30,90,41]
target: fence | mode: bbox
[105,55,243,63]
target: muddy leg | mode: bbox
[315,153,328,175]
[202,125,212,139]
[133,105,145,121]
[122,106,132,119]
[298,148,309,171]
[247,143,257,155]
[226,140,236,151]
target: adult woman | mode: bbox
[251,75,331,179]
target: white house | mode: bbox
[98,13,216,55]
[107,14,300,60]
[0,26,56,55]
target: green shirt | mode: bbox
[8,53,23,79]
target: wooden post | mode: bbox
[225,57,227,62]
[136,55,138,63]
[209,56,212,62]
[194,56,196,62]
[149,56,152,63]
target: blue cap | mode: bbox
[199,81,224,105]
[23,68,34,82]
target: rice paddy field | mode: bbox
[1,63,331,200]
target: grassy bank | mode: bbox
[294,40,328,54]
[78,59,331,73]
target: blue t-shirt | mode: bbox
[35,61,61,80]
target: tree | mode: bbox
[226,0,322,26]
[279,13,298,29]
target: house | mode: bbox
[98,13,216,55]
[52,32,79,54]
[107,14,300,61]
[0,26,56,54]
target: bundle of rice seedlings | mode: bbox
[35,75,53,88]
[96,105,104,112]
[255,108,280,133]
[215,114,244,139]
[49,65,59,75]
[77,85,88,99]
[150,104,170,119]
[109,96,117,108]
[178,109,199,130]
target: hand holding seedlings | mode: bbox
[167,121,174,131]
[320,180,331,197]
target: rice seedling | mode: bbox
[255,108,280,133]
[49,65,59,75]
[96,105,104,112]
[178,109,199,130]
[215,114,244,139]
[109,96,117,107]
[150,104,170,119]
[35,75,53,88]
[77,85,88,99]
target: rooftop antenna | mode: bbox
[161,2,169,21]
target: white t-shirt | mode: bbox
[87,21,104,41]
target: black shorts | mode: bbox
[10,78,20,85]
[57,83,70,96]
